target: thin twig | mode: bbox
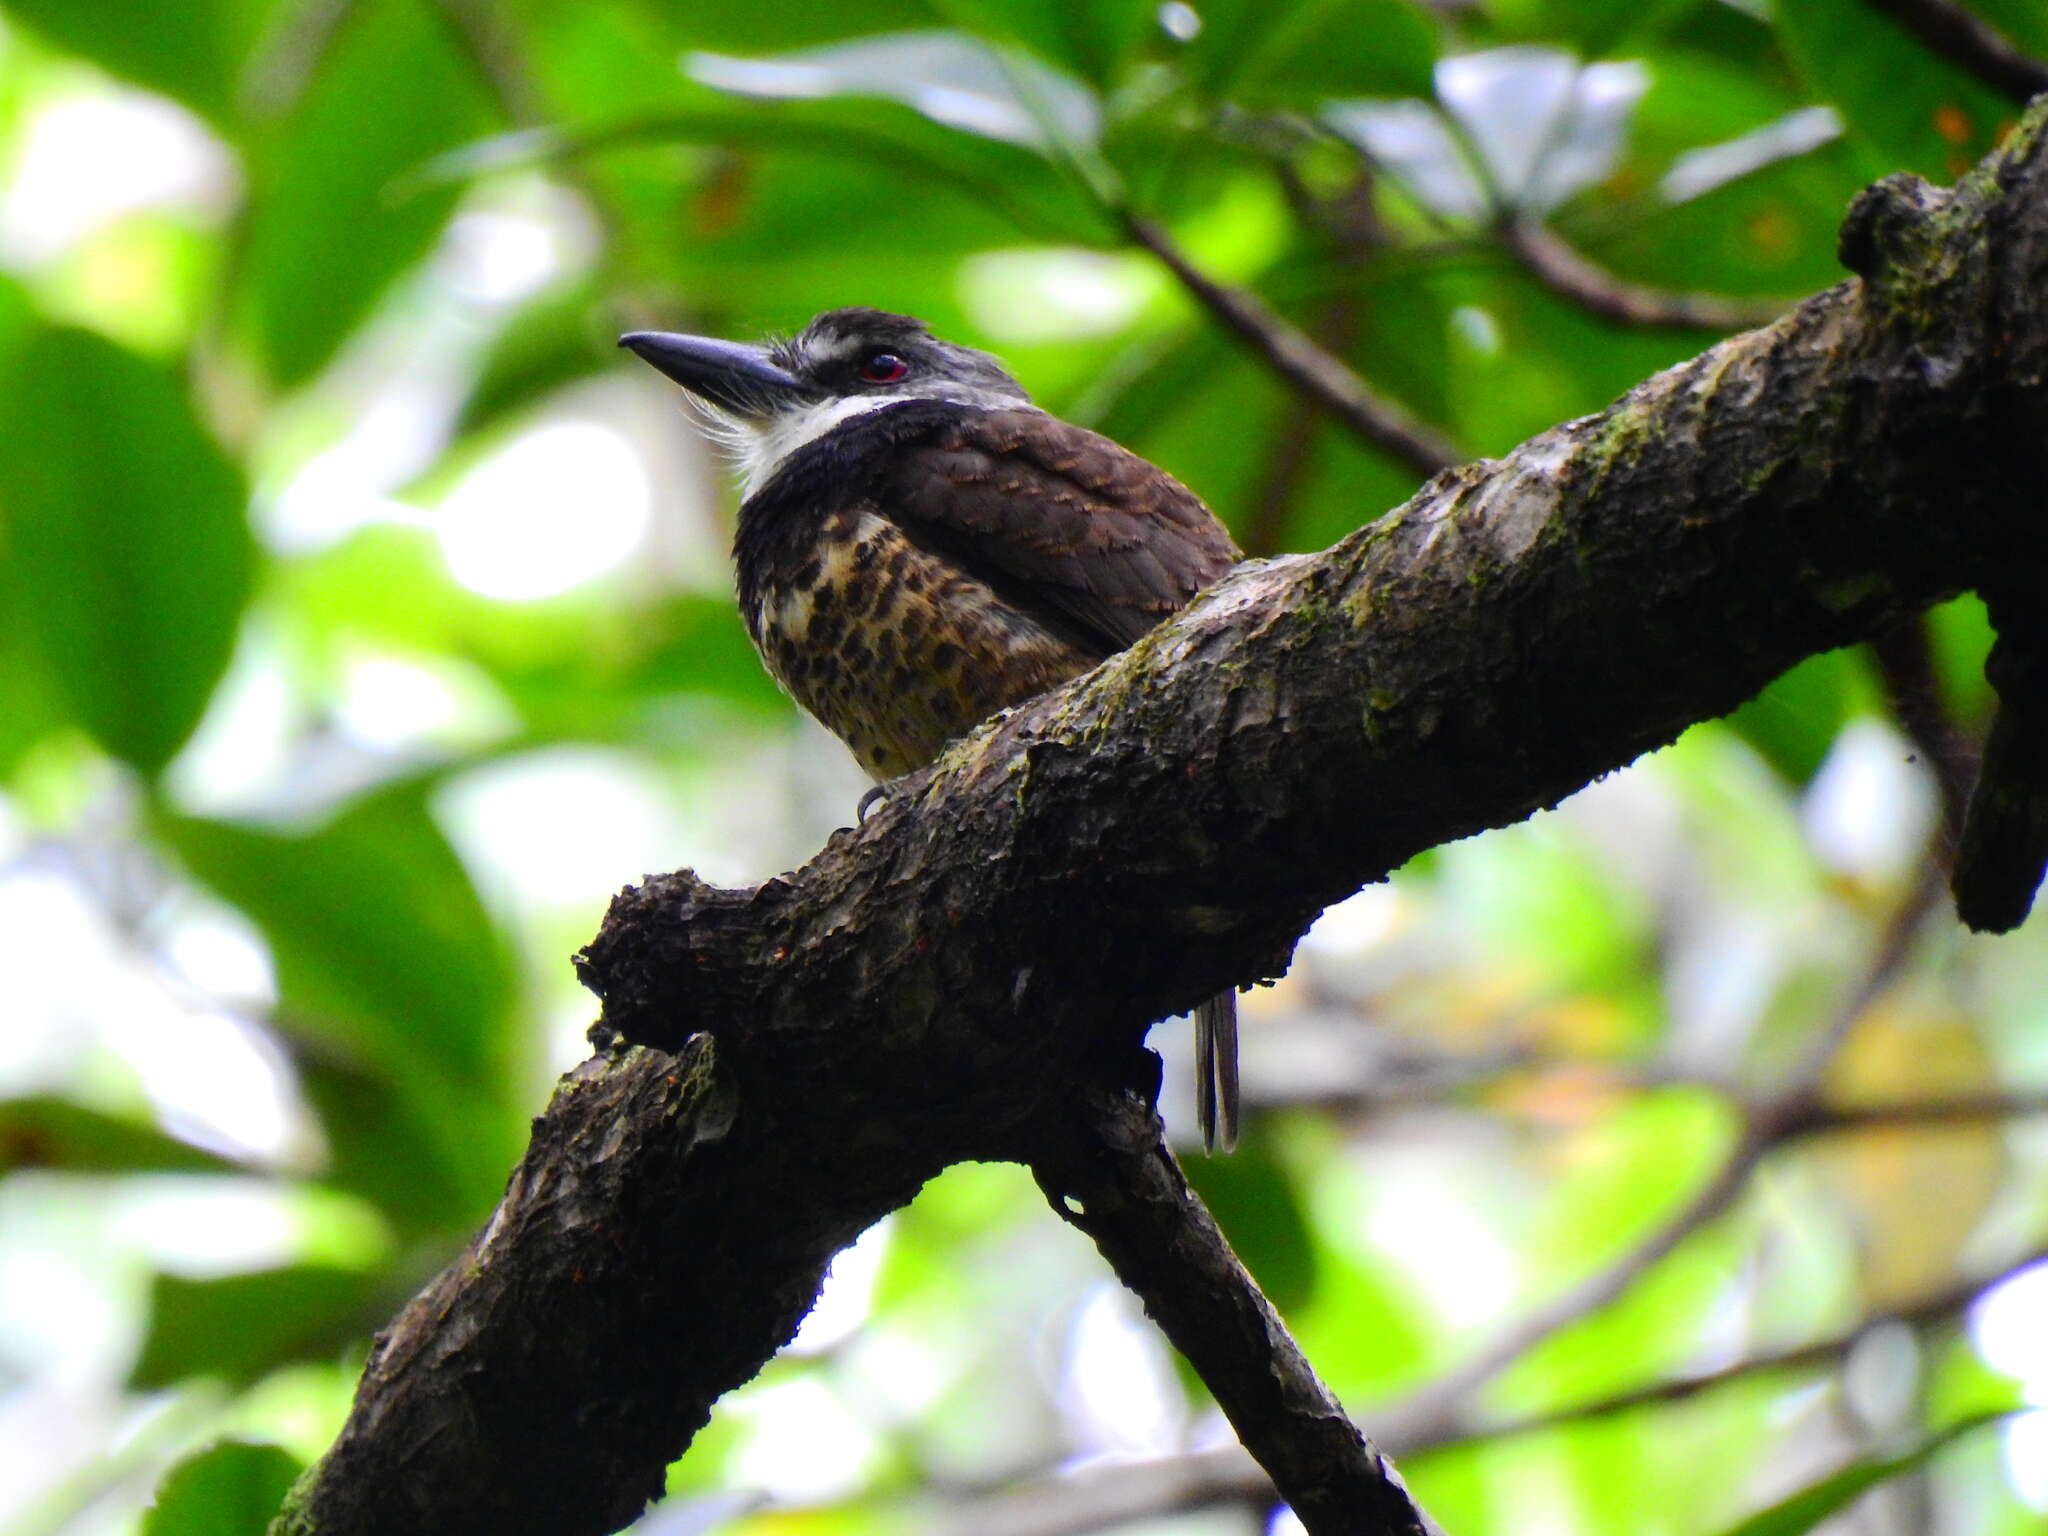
[1861,0,2048,105]
[1240,390,1329,557]
[1390,1241,2048,1450]
[1239,174,1381,556]
[1386,1120,1775,1444]
[1032,1083,1441,1536]
[1787,853,1945,1086]
[1121,215,1463,479]
[425,0,668,331]
[238,0,360,118]
[1387,841,1946,1442]
[1793,1089,2048,1135]
[1501,220,1789,332]
[937,1241,2048,1536]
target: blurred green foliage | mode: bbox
[0,1,2042,1533]
[141,1441,303,1536]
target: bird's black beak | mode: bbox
[618,330,809,418]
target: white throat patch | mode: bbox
[738,394,917,499]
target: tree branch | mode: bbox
[1121,214,1465,478]
[1386,838,1950,1443]
[278,105,2048,1536]
[1501,219,1790,331]
[1034,1086,1439,1535]
[941,1240,2048,1536]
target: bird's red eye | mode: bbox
[858,352,908,384]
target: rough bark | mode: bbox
[277,105,2048,1536]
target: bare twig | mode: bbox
[1385,1119,1774,1444]
[1121,215,1463,479]
[1388,839,1948,1442]
[1862,0,2048,105]
[425,0,671,332]
[1239,176,1379,556]
[1032,1085,1440,1536]
[1403,1242,2048,1450]
[939,1240,2048,1536]
[1501,220,1789,332]
[1240,391,1328,558]
[1788,854,1945,1085]
[238,0,359,118]
[1793,1089,2048,1134]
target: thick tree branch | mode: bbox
[280,106,2048,1536]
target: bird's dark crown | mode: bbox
[767,308,1030,408]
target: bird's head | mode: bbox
[621,308,1031,493]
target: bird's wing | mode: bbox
[880,407,1241,654]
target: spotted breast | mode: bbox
[745,505,1093,780]
[733,397,1236,783]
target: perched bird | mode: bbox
[621,308,1243,1150]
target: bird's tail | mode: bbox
[1195,991,1240,1153]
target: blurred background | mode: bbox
[1,0,2046,1532]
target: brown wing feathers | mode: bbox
[887,409,1240,654]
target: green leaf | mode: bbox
[1774,0,2017,183]
[1560,131,1868,303]
[1182,0,1438,104]
[239,0,496,387]
[0,1096,238,1175]
[0,277,64,776]
[1442,262,1762,458]
[442,94,1109,247]
[159,775,524,1232]
[157,777,521,1233]
[0,0,261,126]
[938,0,1158,89]
[0,268,31,358]
[144,1440,303,1536]
[1926,591,1994,727]
[1712,1413,2013,1536]
[1726,646,1877,786]
[159,778,516,1093]
[1235,0,1440,105]
[1483,0,1705,57]
[132,1265,383,1389]
[296,1056,490,1236]
[1970,0,2048,57]
[0,324,252,775]
[453,277,614,438]
[686,29,1103,159]
[1182,1137,1317,1312]
[620,0,933,53]
[0,578,64,778]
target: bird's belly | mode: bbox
[749,510,1094,780]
